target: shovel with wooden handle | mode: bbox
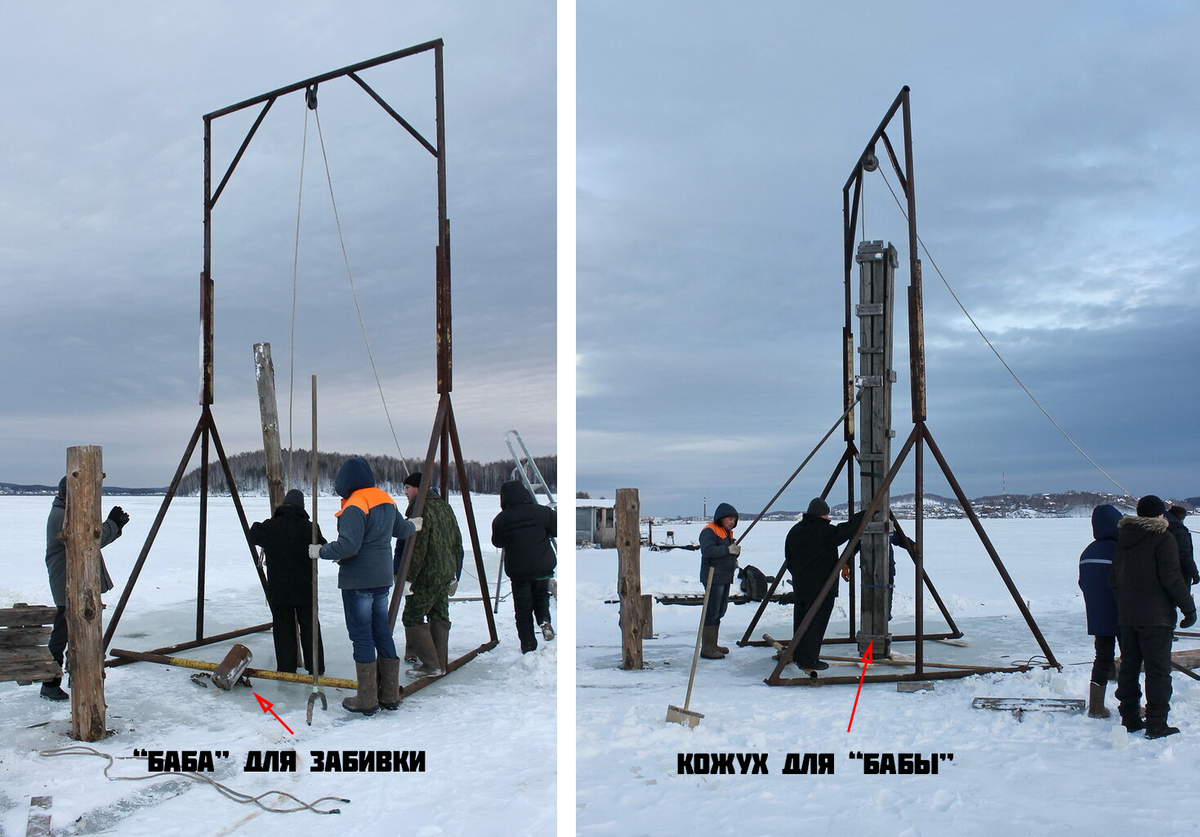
[306,375,327,725]
[666,566,715,728]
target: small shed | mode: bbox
[576,500,616,548]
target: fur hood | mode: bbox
[1118,515,1170,535]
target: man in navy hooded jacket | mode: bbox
[1078,504,1121,718]
[312,457,418,715]
[698,502,740,659]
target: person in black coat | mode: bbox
[1165,505,1198,586]
[1078,504,1121,718]
[491,481,557,653]
[698,502,740,659]
[249,489,326,674]
[784,498,865,671]
[1110,495,1197,738]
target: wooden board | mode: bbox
[0,605,57,628]
[25,795,52,837]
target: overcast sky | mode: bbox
[578,1,1200,518]
[0,2,555,488]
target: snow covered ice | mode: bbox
[577,516,1200,836]
[0,494,555,837]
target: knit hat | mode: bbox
[282,488,304,508]
[1136,494,1166,518]
[806,497,830,517]
[1169,505,1188,521]
[403,472,422,488]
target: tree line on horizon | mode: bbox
[176,449,556,497]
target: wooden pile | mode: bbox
[0,603,59,685]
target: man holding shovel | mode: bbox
[698,502,740,659]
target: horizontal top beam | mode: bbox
[204,39,442,121]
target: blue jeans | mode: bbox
[341,586,398,664]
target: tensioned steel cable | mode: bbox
[875,168,1132,498]
[286,105,310,487]
[311,108,410,474]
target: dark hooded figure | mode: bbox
[492,480,557,653]
[42,476,126,701]
[1110,494,1197,738]
[783,498,865,672]
[313,457,417,716]
[249,489,326,675]
[698,502,740,659]
[1165,505,1198,586]
[1078,504,1121,718]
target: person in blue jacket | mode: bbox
[698,502,740,659]
[1078,504,1121,718]
[311,457,418,715]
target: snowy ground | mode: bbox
[577,516,1200,836]
[0,493,555,837]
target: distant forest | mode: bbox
[176,450,556,497]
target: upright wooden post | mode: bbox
[65,446,106,742]
[616,488,644,670]
[253,343,285,511]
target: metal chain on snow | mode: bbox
[39,745,347,815]
[875,168,1133,499]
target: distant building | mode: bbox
[576,499,616,548]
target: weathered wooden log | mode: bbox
[66,446,106,741]
[616,488,644,670]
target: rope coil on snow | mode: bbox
[38,745,348,815]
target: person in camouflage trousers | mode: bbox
[397,472,461,677]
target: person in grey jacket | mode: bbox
[698,502,739,659]
[42,476,127,701]
[1111,494,1197,738]
[311,457,419,715]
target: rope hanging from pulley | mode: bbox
[286,85,411,485]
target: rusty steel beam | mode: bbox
[105,623,273,667]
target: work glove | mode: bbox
[447,579,458,596]
[1191,574,1200,586]
[308,544,322,560]
[410,516,423,532]
[1181,611,1197,630]
[107,506,130,530]
[255,549,266,570]
[840,565,851,581]
[728,543,741,556]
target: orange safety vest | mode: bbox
[335,486,397,518]
[703,521,730,541]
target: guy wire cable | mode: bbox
[875,167,1133,499]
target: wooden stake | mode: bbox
[253,343,285,511]
[65,446,106,742]
[616,488,644,670]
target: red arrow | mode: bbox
[847,640,874,732]
[254,693,294,735]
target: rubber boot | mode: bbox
[713,622,729,654]
[430,620,451,672]
[40,677,68,702]
[700,625,726,659]
[405,623,445,678]
[1146,722,1181,739]
[1087,681,1110,719]
[377,657,401,711]
[342,661,379,715]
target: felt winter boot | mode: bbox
[1087,681,1110,719]
[377,657,401,711]
[40,677,68,702]
[429,619,451,672]
[405,623,444,678]
[700,626,726,659]
[712,622,729,654]
[342,661,379,715]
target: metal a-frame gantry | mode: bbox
[738,87,1059,686]
[102,42,499,698]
